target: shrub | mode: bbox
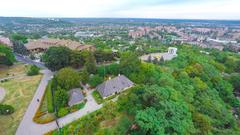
[46,80,54,113]
[0,104,14,115]
[27,65,40,76]
[57,108,69,117]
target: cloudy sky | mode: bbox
[0,0,240,20]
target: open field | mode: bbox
[0,74,42,135]
[0,63,27,79]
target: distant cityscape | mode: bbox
[0,18,240,53]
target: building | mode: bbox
[25,38,96,53]
[68,89,84,107]
[96,75,134,98]
[140,47,178,62]
[0,36,12,48]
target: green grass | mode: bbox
[0,74,42,135]
[34,80,55,124]
[92,90,103,104]
[92,90,117,104]
[69,102,86,113]
[0,63,27,78]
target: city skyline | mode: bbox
[0,0,240,20]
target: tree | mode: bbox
[84,52,97,74]
[54,87,69,111]
[152,57,159,64]
[136,102,193,135]
[42,46,71,71]
[10,33,28,44]
[12,40,29,55]
[119,52,141,76]
[0,45,15,66]
[10,33,29,55]
[192,112,211,135]
[88,75,103,87]
[56,67,80,90]
[159,56,164,65]
[79,67,90,84]
[94,50,115,63]
[70,50,85,68]
[27,65,40,76]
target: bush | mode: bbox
[0,104,14,115]
[57,108,69,117]
[88,75,103,87]
[27,65,40,76]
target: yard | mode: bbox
[0,64,42,135]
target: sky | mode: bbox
[0,0,240,20]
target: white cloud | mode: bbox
[0,0,239,19]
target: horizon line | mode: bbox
[0,16,240,21]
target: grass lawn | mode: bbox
[0,63,27,78]
[92,90,118,104]
[0,74,42,135]
[92,90,103,104]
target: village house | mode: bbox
[96,75,134,98]
[25,38,96,53]
[68,89,84,107]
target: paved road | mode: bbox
[15,53,46,68]
[16,70,57,135]
[57,90,102,127]
[15,57,105,135]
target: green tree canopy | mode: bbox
[55,67,80,90]
[42,46,71,71]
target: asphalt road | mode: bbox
[16,70,57,135]
[15,53,46,68]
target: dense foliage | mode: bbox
[53,45,240,135]
[55,67,80,90]
[0,45,15,66]
[42,46,71,71]
[27,65,40,76]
